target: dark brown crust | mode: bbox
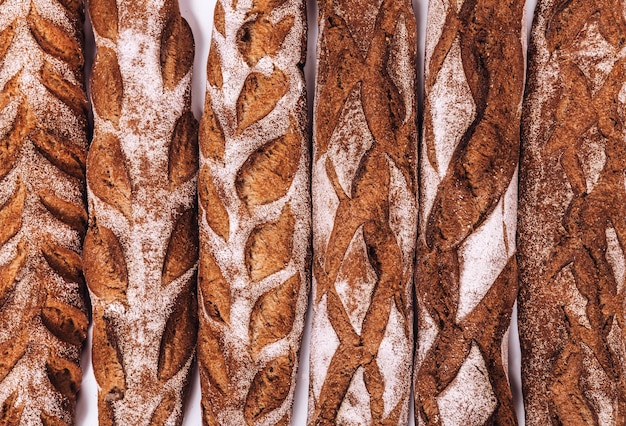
[0,0,88,423]
[311,0,417,423]
[415,0,524,424]
[518,0,626,424]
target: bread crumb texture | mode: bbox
[197,0,310,424]
[84,0,198,425]
[0,0,88,424]
[518,0,626,424]
[310,0,418,424]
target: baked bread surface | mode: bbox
[84,0,198,424]
[519,0,626,423]
[0,1,88,424]
[309,0,418,423]
[197,0,310,424]
[415,0,524,423]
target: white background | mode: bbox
[75,0,539,424]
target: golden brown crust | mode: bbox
[86,0,198,424]
[0,0,88,423]
[310,0,418,424]
[519,0,626,424]
[198,0,310,424]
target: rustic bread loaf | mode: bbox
[309,0,418,424]
[414,0,525,423]
[0,1,88,424]
[84,0,198,424]
[518,1,626,424]
[197,0,309,424]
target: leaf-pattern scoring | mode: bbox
[0,0,88,422]
[157,283,198,381]
[199,93,225,162]
[199,0,308,422]
[236,69,289,132]
[160,6,194,90]
[45,356,82,400]
[90,47,123,126]
[40,61,88,117]
[0,101,32,181]
[86,1,199,423]
[89,0,119,41]
[245,204,294,282]
[86,132,132,219]
[83,223,129,303]
[236,118,300,208]
[199,165,230,240]
[168,111,199,188]
[0,180,25,247]
[249,274,299,356]
[39,189,88,235]
[199,250,230,324]
[41,297,88,346]
[0,391,24,425]
[236,15,294,67]
[243,352,294,425]
[162,208,199,287]
[0,241,27,308]
[27,4,82,67]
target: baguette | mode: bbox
[197,0,310,424]
[518,1,626,423]
[414,0,524,423]
[84,0,198,424]
[0,1,88,424]
[309,0,418,423]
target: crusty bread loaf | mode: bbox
[0,1,88,424]
[309,0,417,423]
[84,0,198,424]
[518,1,626,424]
[414,0,524,423]
[197,0,309,424]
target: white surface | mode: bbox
[75,0,538,424]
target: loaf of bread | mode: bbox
[197,0,309,424]
[414,0,524,423]
[84,0,198,424]
[518,1,626,423]
[309,1,417,424]
[0,1,88,424]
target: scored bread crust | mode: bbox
[414,0,524,424]
[518,0,626,424]
[84,0,198,424]
[309,0,418,424]
[0,1,88,424]
[197,0,310,424]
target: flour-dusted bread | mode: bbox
[415,0,525,423]
[518,1,626,424]
[84,0,198,424]
[197,0,309,424]
[0,1,88,424]
[309,0,418,424]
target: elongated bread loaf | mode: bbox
[84,0,198,424]
[197,0,309,424]
[518,1,626,423]
[0,1,88,424]
[309,0,417,423]
[414,0,524,423]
